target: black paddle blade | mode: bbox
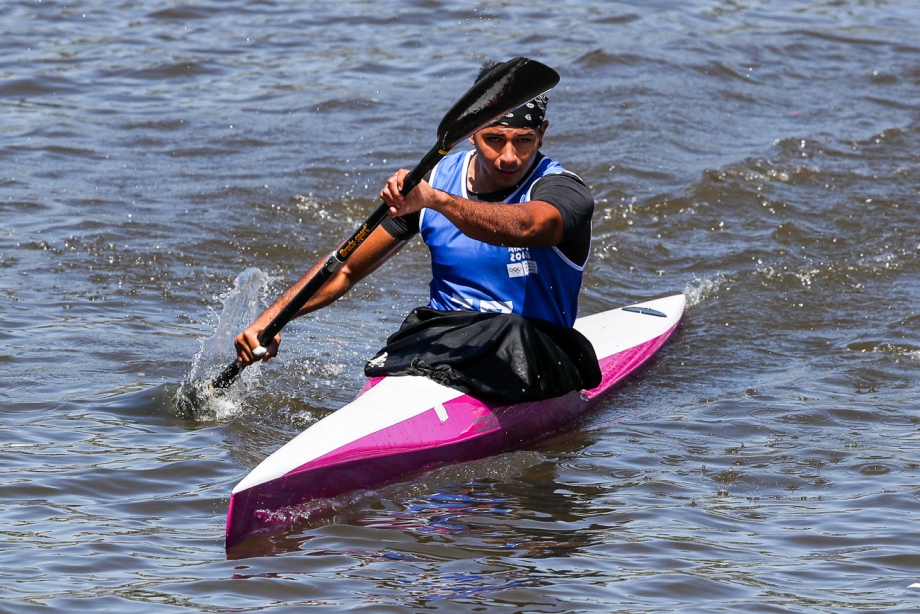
[437,57,560,149]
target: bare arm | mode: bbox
[234,225,407,364]
[380,169,564,247]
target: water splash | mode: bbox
[170,268,274,421]
[684,273,725,307]
[189,267,274,381]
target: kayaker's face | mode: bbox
[469,122,547,193]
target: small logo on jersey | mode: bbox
[507,260,538,278]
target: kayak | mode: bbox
[225,294,685,548]
[225,294,686,549]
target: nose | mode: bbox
[499,141,519,167]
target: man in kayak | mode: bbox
[235,60,599,402]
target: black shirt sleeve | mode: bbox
[531,173,594,266]
[381,209,420,241]
[380,169,429,240]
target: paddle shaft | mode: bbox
[206,56,560,392]
[210,149,441,390]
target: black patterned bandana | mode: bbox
[490,94,548,129]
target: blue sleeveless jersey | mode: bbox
[420,150,586,327]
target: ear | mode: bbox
[537,120,549,147]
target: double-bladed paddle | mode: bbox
[206,57,560,394]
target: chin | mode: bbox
[494,171,522,187]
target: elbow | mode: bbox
[519,217,563,247]
[516,220,543,243]
[511,201,564,246]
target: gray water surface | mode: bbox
[2,1,920,611]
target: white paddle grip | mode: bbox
[253,346,267,359]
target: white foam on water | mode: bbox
[180,268,276,420]
[684,274,725,308]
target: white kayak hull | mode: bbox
[226,294,686,548]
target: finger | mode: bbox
[381,178,405,213]
[266,334,280,360]
[380,176,397,202]
[233,334,249,363]
[388,174,403,199]
[237,330,265,365]
[234,341,252,364]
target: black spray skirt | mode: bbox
[364,307,601,403]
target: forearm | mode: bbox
[427,190,563,247]
[235,228,403,364]
[256,227,405,324]
[258,259,349,324]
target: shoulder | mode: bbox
[529,160,594,266]
[531,169,594,222]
